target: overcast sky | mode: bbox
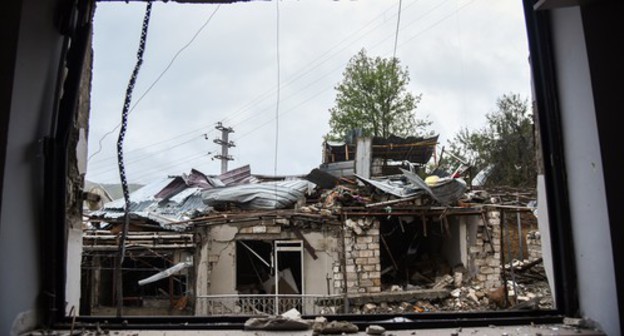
[85,0,531,185]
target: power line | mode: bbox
[393,0,403,59]
[88,4,222,163]
[90,0,459,178]
[274,0,281,178]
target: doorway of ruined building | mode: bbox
[379,215,466,291]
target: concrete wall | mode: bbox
[550,7,620,334]
[195,222,338,314]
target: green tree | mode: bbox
[445,93,536,187]
[328,49,430,140]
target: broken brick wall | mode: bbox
[469,210,502,290]
[334,218,381,294]
[526,231,542,261]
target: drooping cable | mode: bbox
[273,0,281,207]
[274,0,281,178]
[393,0,403,59]
[115,1,152,318]
[89,4,221,163]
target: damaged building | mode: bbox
[82,136,549,317]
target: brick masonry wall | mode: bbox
[334,218,381,294]
[469,210,502,289]
[526,231,542,261]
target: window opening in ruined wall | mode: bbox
[72,0,555,320]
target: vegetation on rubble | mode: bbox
[445,93,536,188]
[327,49,431,141]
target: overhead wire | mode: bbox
[274,0,280,178]
[88,4,222,163]
[89,1,397,170]
[91,0,476,181]
[234,0,470,142]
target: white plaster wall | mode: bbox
[207,225,238,294]
[551,7,620,335]
[303,231,338,295]
[65,228,83,314]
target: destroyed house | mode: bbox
[189,164,547,316]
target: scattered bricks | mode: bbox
[251,225,267,233]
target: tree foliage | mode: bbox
[328,49,430,140]
[445,93,536,187]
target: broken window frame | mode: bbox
[44,0,578,329]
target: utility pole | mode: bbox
[212,122,234,174]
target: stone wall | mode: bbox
[526,231,542,261]
[469,210,502,289]
[334,218,381,294]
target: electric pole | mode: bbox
[212,122,235,174]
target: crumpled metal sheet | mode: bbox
[354,174,425,198]
[201,180,313,210]
[356,170,467,206]
[138,261,192,286]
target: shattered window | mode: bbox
[74,0,556,322]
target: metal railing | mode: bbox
[195,294,345,316]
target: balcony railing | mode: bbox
[195,294,345,316]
